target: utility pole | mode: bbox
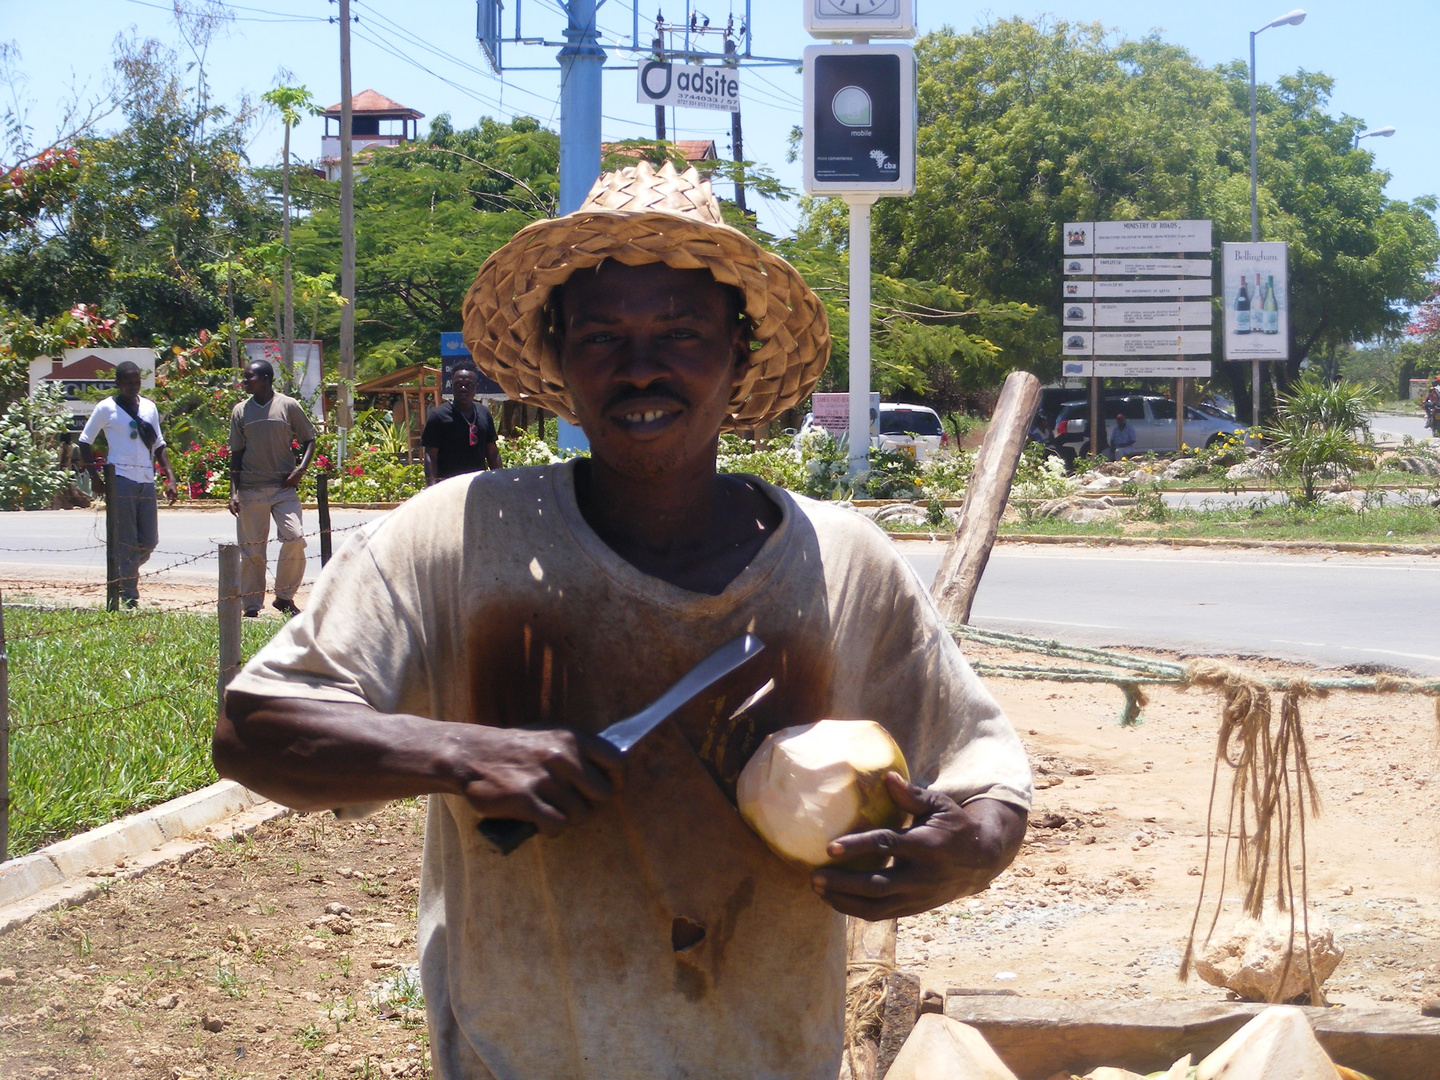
[338,0,356,460]
[725,34,746,215]
[652,32,666,141]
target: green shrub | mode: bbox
[0,382,70,510]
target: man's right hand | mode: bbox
[228,491,240,516]
[455,726,625,836]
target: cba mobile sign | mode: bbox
[803,44,915,195]
[637,62,739,112]
[1221,242,1288,362]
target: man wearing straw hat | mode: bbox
[215,162,1030,1079]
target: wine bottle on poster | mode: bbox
[1235,276,1251,334]
[1263,274,1279,335]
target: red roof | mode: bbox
[43,354,117,380]
[323,89,424,120]
[602,140,719,164]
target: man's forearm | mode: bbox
[215,691,465,811]
[295,438,316,475]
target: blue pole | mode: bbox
[555,0,605,452]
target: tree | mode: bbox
[260,85,319,385]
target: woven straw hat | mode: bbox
[461,160,830,428]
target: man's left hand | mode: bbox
[162,479,178,505]
[810,774,1026,921]
[282,468,304,489]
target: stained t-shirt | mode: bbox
[228,393,316,488]
[79,396,166,483]
[420,400,497,479]
[229,461,1032,1080]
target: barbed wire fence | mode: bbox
[0,470,367,863]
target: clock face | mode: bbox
[817,0,898,15]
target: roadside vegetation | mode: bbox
[5,608,280,856]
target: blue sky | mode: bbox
[4,1,1435,240]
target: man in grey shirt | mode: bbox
[228,359,316,617]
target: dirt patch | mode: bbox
[2,649,1438,1077]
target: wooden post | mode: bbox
[217,544,242,717]
[317,474,333,566]
[104,463,119,612]
[931,371,1043,626]
[0,595,9,864]
[1176,377,1186,453]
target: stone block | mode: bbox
[41,815,165,879]
[1194,910,1343,1003]
[0,854,64,906]
[152,781,257,841]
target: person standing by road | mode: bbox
[228,360,316,618]
[78,360,178,607]
[421,360,500,485]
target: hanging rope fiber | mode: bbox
[952,623,1440,1005]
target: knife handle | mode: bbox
[477,817,538,855]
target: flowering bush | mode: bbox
[498,429,564,468]
[169,439,232,500]
[0,382,71,510]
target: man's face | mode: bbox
[452,370,479,407]
[557,261,748,480]
[114,370,142,401]
[242,365,272,396]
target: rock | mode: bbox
[200,1012,225,1032]
[156,993,180,1010]
[1034,496,1124,524]
[883,1014,1019,1080]
[324,902,352,916]
[1192,909,1343,1003]
[1392,453,1440,477]
[1421,997,1440,1018]
[0,968,16,986]
[1226,457,1281,481]
[1196,1005,1337,1079]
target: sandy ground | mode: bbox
[1,632,1437,1077]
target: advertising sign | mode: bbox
[1221,242,1288,362]
[1063,257,1212,277]
[1062,279,1212,299]
[1065,360,1213,377]
[637,62,740,113]
[28,348,156,423]
[803,0,916,39]
[439,333,503,396]
[1063,221,1212,255]
[811,391,879,434]
[803,44,915,195]
[241,340,324,415]
[1063,302,1212,328]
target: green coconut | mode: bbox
[737,719,910,869]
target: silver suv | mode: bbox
[1051,394,1243,463]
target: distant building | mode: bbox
[603,140,718,165]
[320,90,425,180]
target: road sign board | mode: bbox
[1064,360,1213,377]
[1063,221,1212,255]
[1062,331,1212,356]
[1062,302,1212,328]
[1062,279,1213,299]
[1062,257,1212,277]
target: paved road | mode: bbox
[900,540,1440,676]
[1370,411,1434,445]
[3,510,1437,676]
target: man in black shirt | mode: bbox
[422,361,501,484]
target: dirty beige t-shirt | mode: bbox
[230,461,1032,1080]
[228,392,316,488]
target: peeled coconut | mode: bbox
[1196,1005,1337,1080]
[737,719,909,869]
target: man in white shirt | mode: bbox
[79,360,178,607]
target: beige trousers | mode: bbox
[236,485,306,610]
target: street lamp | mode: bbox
[1354,126,1396,150]
[1250,9,1306,243]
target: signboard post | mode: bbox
[1221,242,1288,424]
[804,34,916,479]
[1059,221,1214,455]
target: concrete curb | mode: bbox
[888,532,1440,557]
[0,780,292,934]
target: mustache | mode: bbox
[602,383,689,412]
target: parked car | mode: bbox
[1050,394,1244,463]
[795,402,950,461]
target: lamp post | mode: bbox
[1248,8,1305,424]
[1354,125,1396,150]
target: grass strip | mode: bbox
[5,608,279,857]
[996,501,1440,544]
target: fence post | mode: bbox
[318,474,333,567]
[0,595,9,864]
[104,463,119,612]
[217,543,242,717]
